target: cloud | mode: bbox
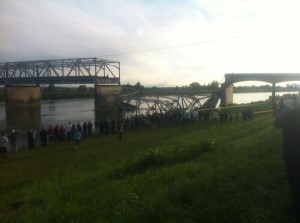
[1,0,300,86]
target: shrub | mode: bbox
[110,139,217,178]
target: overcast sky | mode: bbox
[1,0,300,86]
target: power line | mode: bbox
[100,32,266,58]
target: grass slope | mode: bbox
[0,114,294,222]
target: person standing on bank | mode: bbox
[73,129,81,150]
[32,129,36,148]
[40,127,47,147]
[88,120,93,136]
[66,122,72,141]
[0,133,8,158]
[118,122,124,141]
[27,128,33,149]
[9,129,18,153]
[275,103,300,219]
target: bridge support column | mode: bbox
[94,85,123,121]
[5,85,41,130]
[221,83,234,106]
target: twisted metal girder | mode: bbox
[122,94,211,114]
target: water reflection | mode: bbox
[41,99,95,126]
[6,105,41,131]
[95,95,122,121]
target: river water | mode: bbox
[233,91,297,104]
[0,91,298,147]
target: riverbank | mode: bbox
[0,112,295,222]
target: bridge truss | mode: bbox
[122,94,211,114]
[0,57,120,85]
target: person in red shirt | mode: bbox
[59,125,65,142]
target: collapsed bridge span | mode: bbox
[121,93,220,114]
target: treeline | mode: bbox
[0,86,94,102]
[123,81,299,95]
[41,85,94,100]
[234,84,299,93]
[122,81,220,95]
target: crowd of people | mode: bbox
[36,121,95,149]
[0,108,255,157]
[0,129,17,157]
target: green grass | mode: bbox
[0,114,295,222]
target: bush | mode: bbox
[110,139,216,178]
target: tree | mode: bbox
[79,85,87,91]
[48,83,55,89]
[134,81,144,89]
[189,82,201,88]
[210,80,219,89]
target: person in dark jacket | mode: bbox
[40,127,47,147]
[275,105,300,219]
[0,133,8,158]
[9,129,18,153]
[88,120,93,135]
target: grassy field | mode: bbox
[0,112,296,222]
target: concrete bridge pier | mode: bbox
[5,85,41,130]
[94,85,123,122]
[221,83,234,106]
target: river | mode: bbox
[233,91,298,104]
[0,91,298,148]
[0,91,298,131]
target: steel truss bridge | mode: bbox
[121,93,217,114]
[0,57,120,85]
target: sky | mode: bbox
[1,0,300,87]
